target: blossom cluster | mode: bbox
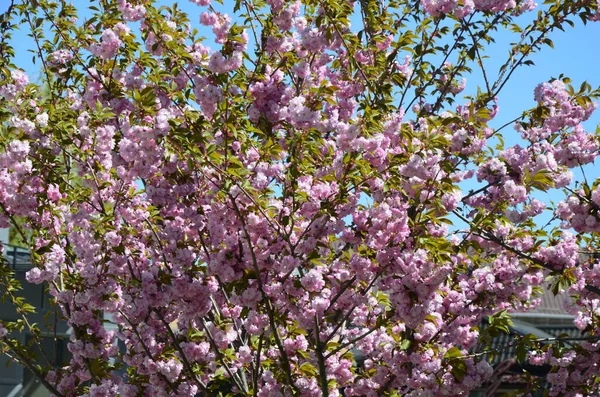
[0,0,599,396]
[421,0,537,17]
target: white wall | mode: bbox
[0,228,8,244]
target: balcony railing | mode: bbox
[2,243,32,271]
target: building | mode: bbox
[0,228,585,396]
[472,286,579,396]
[0,231,71,397]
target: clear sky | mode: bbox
[3,1,599,127]
[2,0,599,225]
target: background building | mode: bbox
[472,286,580,396]
[0,230,71,397]
[0,229,586,396]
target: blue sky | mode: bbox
[2,0,599,227]
[3,1,599,129]
[470,17,600,132]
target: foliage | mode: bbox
[0,0,600,396]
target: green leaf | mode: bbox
[299,362,318,377]
[445,346,463,359]
[515,334,538,364]
[450,358,468,382]
[400,339,411,350]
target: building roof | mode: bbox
[512,284,574,324]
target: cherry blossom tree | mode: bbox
[1,0,600,396]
